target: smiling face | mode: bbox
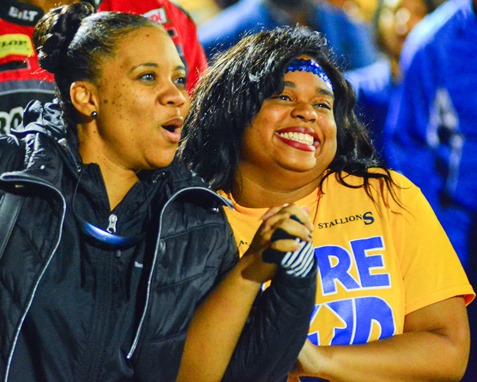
[239,58,337,187]
[81,26,190,171]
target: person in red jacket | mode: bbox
[0,0,79,135]
[98,0,208,93]
[0,0,205,136]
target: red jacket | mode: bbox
[0,0,55,134]
[98,0,208,93]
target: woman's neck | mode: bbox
[78,136,139,211]
[100,168,139,211]
[232,169,323,208]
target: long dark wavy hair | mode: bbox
[178,26,397,202]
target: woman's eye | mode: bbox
[272,94,291,101]
[175,76,187,88]
[315,102,331,110]
[140,73,156,81]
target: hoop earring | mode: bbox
[91,111,98,119]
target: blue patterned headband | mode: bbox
[286,58,333,92]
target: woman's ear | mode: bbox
[70,81,99,121]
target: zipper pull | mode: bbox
[107,214,118,233]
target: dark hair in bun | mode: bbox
[34,2,94,74]
[33,2,162,126]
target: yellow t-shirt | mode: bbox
[222,171,474,379]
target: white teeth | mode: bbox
[278,132,314,145]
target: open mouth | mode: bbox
[276,128,319,152]
[277,131,314,146]
[162,125,177,133]
[162,117,184,133]
[160,117,184,144]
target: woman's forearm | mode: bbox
[293,297,470,381]
[178,204,315,381]
[177,254,275,382]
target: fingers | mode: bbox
[261,204,313,231]
[259,204,316,278]
[243,203,316,281]
[260,204,313,248]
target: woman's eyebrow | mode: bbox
[130,63,186,72]
[283,80,334,98]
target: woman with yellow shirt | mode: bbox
[179,25,475,381]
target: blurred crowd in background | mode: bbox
[1,0,476,380]
[176,0,379,25]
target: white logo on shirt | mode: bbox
[8,6,39,22]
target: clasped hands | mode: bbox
[242,204,315,283]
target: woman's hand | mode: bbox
[241,204,314,283]
[290,339,324,377]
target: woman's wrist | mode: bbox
[239,250,278,284]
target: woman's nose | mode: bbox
[291,102,317,122]
[160,83,189,107]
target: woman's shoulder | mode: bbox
[368,168,414,186]
[0,134,24,174]
[167,159,210,187]
[327,168,419,204]
[166,160,232,209]
[330,168,411,185]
